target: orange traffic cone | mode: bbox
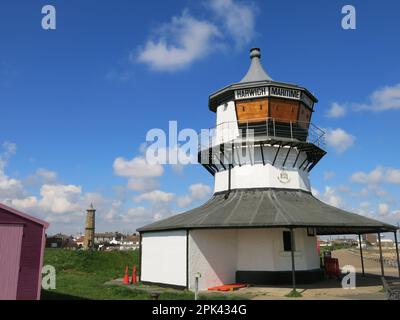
[123,266,129,284]
[131,265,137,284]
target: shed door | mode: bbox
[0,225,23,300]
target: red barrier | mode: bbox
[324,257,341,279]
[131,265,137,285]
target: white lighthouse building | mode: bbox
[137,48,398,291]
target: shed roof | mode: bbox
[137,189,397,235]
[0,203,49,228]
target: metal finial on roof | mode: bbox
[240,48,272,83]
[88,203,95,211]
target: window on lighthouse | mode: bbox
[283,231,295,252]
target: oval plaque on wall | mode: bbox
[277,170,291,184]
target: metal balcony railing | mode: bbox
[198,117,326,151]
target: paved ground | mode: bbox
[108,249,399,300]
[200,249,400,300]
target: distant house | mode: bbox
[317,239,331,247]
[122,235,139,245]
[0,203,49,300]
[363,234,378,244]
[333,238,357,246]
[46,233,75,248]
[356,238,367,248]
[94,232,122,244]
[74,236,85,248]
[376,238,394,247]
[46,236,63,248]
[120,234,140,250]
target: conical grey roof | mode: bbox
[240,48,272,83]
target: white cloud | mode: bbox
[188,183,212,200]
[356,83,400,111]
[351,167,383,185]
[36,168,58,182]
[103,200,123,222]
[378,203,390,216]
[134,183,211,208]
[114,156,164,194]
[127,178,159,192]
[10,196,38,210]
[26,168,58,185]
[177,183,211,207]
[0,173,24,200]
[2,141,17,156]
[38,184,82,214]
[136,1,257,71]
[360,201,370,209]
[0,141,24,200]
[134,190,175,203]
[313,186,344,208]
[8,182,95,226]
[146,145,197,166]
[323,171,336,181]
[351,166,400,185]
[208,0,256,47]
[385,168,400,184]
[177,195,193,208]
[115,205,175,226]
[326,102,346,118]
[113,156,164,178]
[136,11,221,71]
[120,207,148,223]
[325,128,355,154]
[0,140,160,233]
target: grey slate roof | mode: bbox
[240,48,272,83]
[137,189,397,235]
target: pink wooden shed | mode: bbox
[0,203,49,300]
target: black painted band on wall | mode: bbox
[236,269,325,285]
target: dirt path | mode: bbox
[332,249,399,277]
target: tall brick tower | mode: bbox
[83,203,95,249]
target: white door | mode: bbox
[0,225,23,300]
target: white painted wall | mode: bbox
[215,101,239,145]
[141,230,187,287]
[188,229,237,291]
[236,229,275,270]
[212,100,312,193]
[237,228,319,271]
[186,228,319,291]
[214,145,311,193]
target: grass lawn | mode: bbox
[42,248,194,300]
[41,249,243,300]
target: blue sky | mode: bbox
[1,0,400,234]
